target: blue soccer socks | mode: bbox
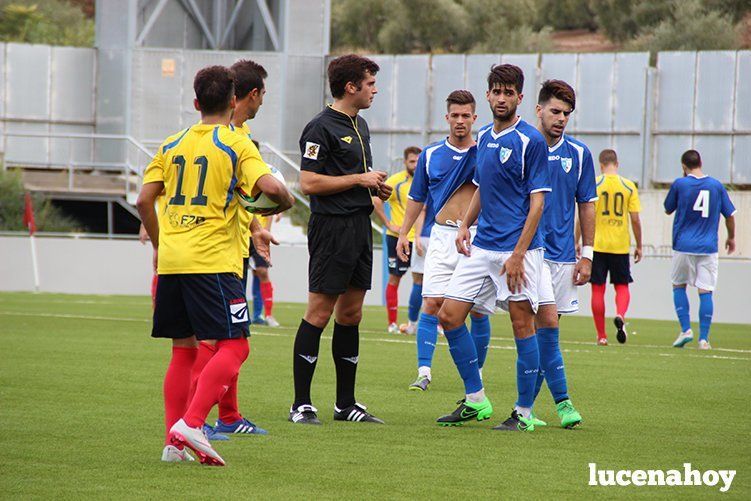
[515,335,540,409]
[672,287,691,333]
[470,314,491,369]
[408,284,423,323]
[444,325,483,395]
[537,328,569,403]
[699,292,713,342]
[416,313,439,369]
[252,275,263,321]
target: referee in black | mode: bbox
[289,54,392,425]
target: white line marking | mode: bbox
[1,310,749,360]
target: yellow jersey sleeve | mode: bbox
[225,127,265,259]
[143,148,166,185]
[627,180,641,213]
[385,171,414,241]
[230,132,273,195]
[144,129,189,185]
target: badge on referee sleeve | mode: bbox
[304,142,320,160]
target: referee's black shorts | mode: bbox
[590,251,633,285]
[308,212,372,294]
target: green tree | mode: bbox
[590,0,674,42]
[376,0,473,53]
[331,0,391,52]
[628,0,740,51]
[0,0,94,47]
[464,0,553,53]
[535,0,598,31]
[0,169,82,232]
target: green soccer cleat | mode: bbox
[556,399,582,429]
[529,411,547,427]
[436,398,493,426]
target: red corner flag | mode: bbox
[22,192,37,235]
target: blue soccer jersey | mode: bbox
[421,194,436,237]
[472,118,551,253]
[664,174,736,254]
[409,139,477,219]
[542,135,598,263]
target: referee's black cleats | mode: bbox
[614,315,628,344]
[333,403,385,424]
[289,404,321,425]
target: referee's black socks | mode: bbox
[332,322,359,409]
[292,319,323,409]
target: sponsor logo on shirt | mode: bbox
[487,143,499,149]
[452,155,463,160]
[500,147,512,164]
[303,142,320,160]
[340,136,353,144]
[167,211,206,228]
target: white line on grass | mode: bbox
[658,353,750,361]
[2,310,750,362]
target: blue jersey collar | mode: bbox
[490,116,521,140]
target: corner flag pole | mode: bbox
[23,192,40,292]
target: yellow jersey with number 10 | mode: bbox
[143,123,271,275]
[593,174,641,254]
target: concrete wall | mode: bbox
[2,235,749,324]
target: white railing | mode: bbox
[1,131,154,198]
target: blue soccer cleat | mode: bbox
[215,417,269,435]
[203,423,229,441]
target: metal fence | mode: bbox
[0,43,96,166]
[2,43,750,190]
[357,51,751,187]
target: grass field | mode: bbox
[1,292,749,499]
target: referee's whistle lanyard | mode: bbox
[328,105,369,173]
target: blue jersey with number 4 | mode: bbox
[664,175,736,254]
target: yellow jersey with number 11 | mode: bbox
[143,123,271,275]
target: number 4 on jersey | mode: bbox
[693,189,709,218]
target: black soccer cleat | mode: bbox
[289,404,322,425]
[333,403,384,424]
[492,410,535,432]
[614,315,628,344]
[436,398,493,426]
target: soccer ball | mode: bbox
[236,166,285,214]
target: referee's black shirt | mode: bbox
[299,105,374,216]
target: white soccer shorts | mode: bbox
[444,246,545,315]
[411,235,431,274]
[539,260,579,314]
[422,224,476,298]
[671,251,719,291]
